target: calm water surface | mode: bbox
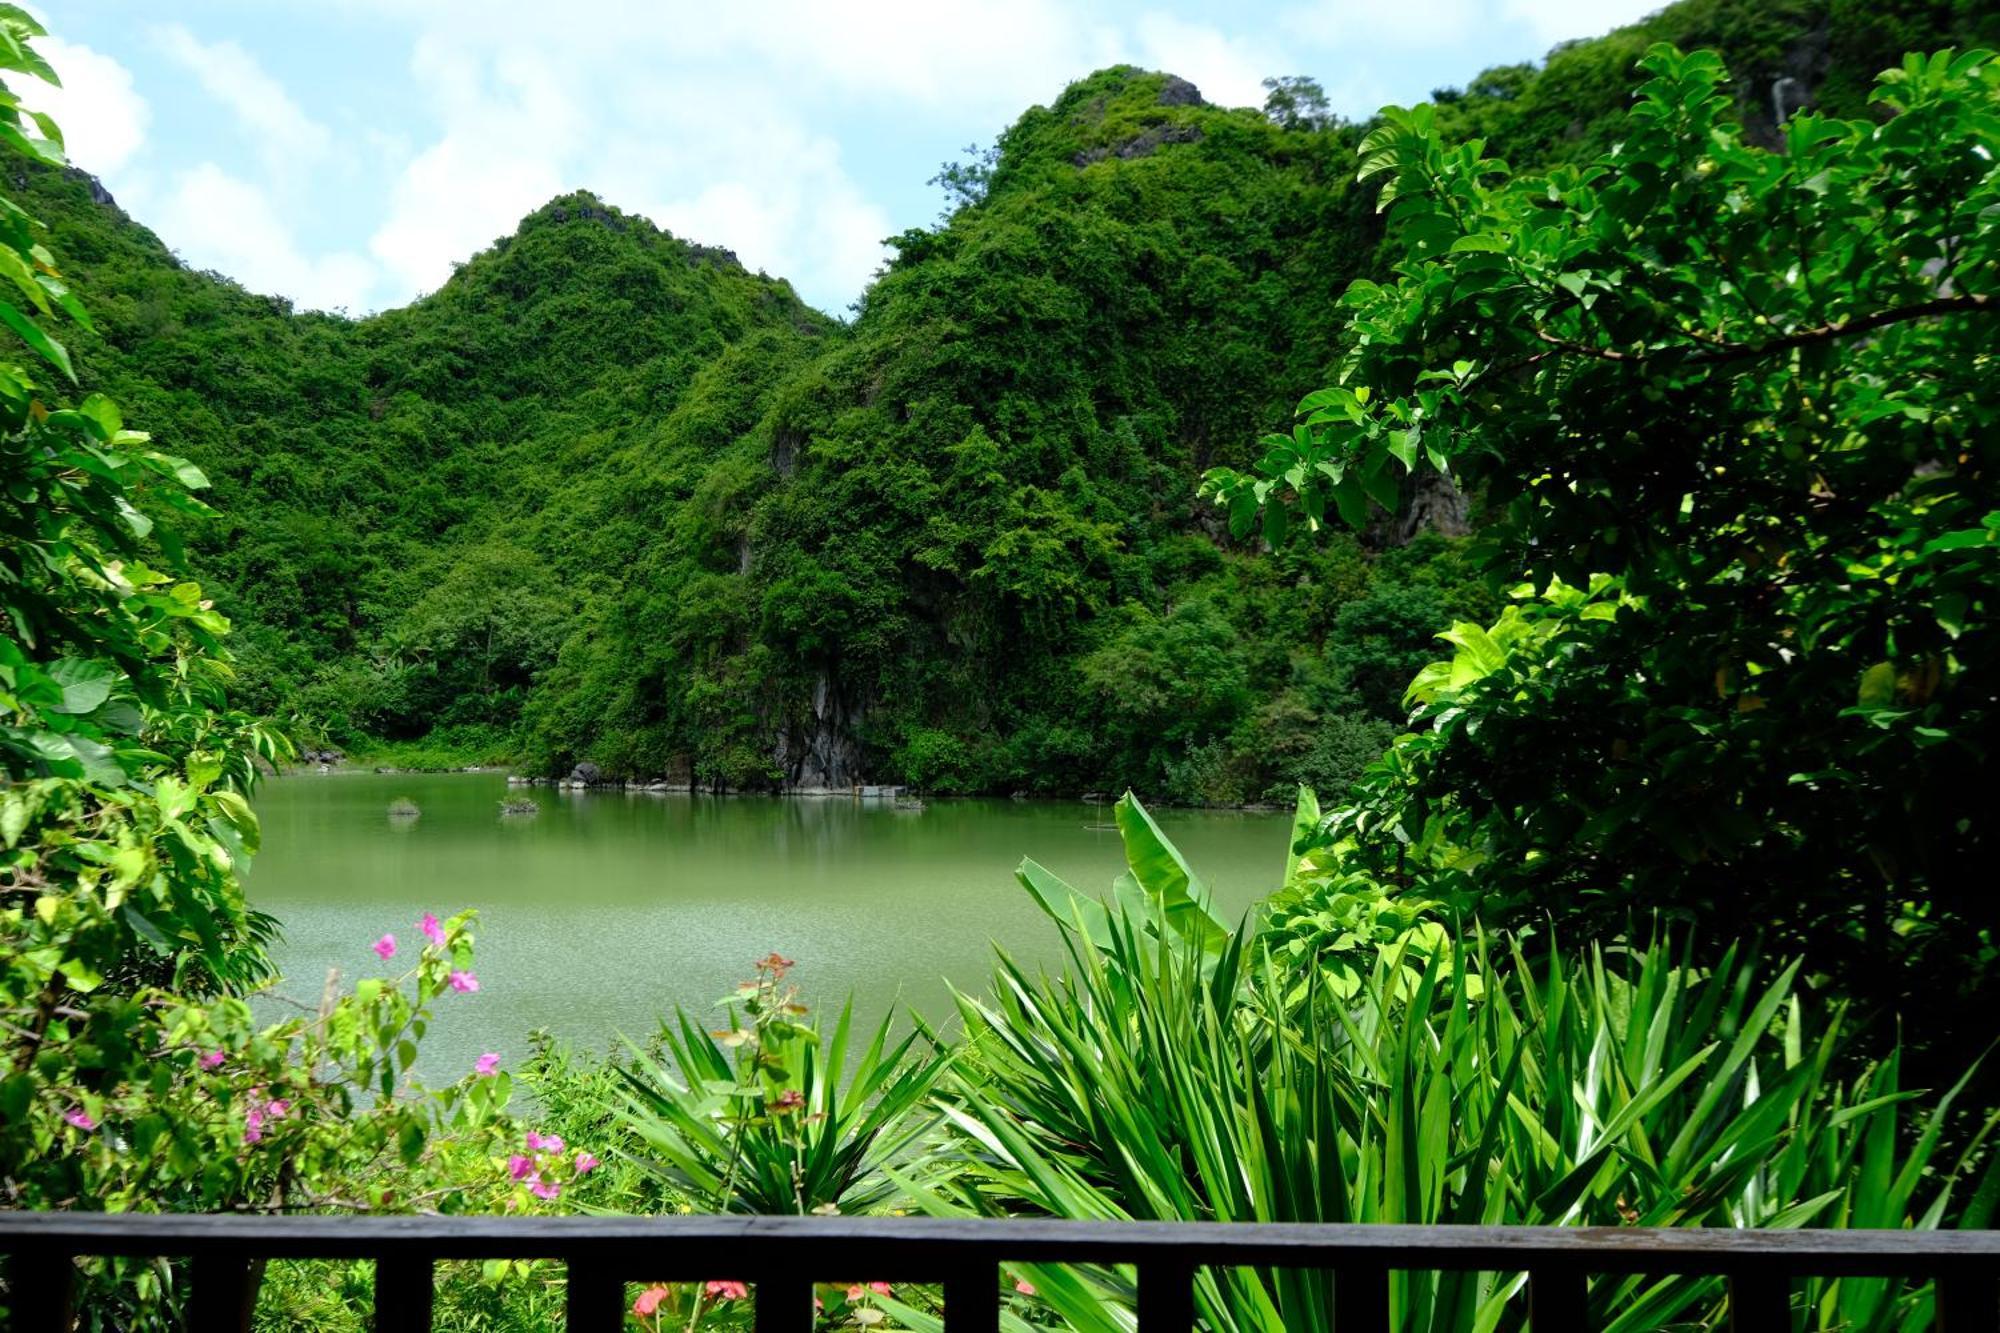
[246,773,1287,1077]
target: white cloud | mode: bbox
[1283,0,1482,49]
[604,84,894,306]
[152,24,331,171]
[1123,15,1276,109]
[57,0,1687,316]
[352,0,1103,118]
[153,163,378,313]
[1504,0,1665,43]
[365,37,577,297]
[1286,0,1664,51]
[21,36,150,174]
[350,1,1292,313]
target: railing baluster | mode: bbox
[756,1275,816,1333]
[8,1250,76,1332]
[189,1251,259,1333]
[1728,1271,1790,1333]
[1529,1267,1589,1331]
[1335,1263,1389,1331]
[944,1263,1002,1333]
[1936,1270,1998,1332]
[1137,1258,1194,1333]
[1,1215,1998,1333]
[565,1256,623,1332]
[376,1253,436,1333]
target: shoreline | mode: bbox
[272,764,1290,814]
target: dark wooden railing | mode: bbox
[3,1215,1998,1331]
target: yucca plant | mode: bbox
[615,953,952,1214]
[917,806,2000,1333]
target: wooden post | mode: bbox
[1137,1259,1194,1333]
[7,1250,76,1333]
[1529,1268,1590,1331]
[564,1257,623,1332]
[1728,1272,1790,1333]
[944,1264,1001,1333]
[755,1275,816,1333]
[188,1251,258,1333]
[1935,1271,1998,1332]
[375,1254,436,1333]
[1335,1264,1389,1331]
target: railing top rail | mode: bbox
[1,1214,1995,1276]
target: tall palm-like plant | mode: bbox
[617,953,952,1215]
[920,803,2000,1333]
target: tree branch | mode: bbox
[1694,292,1994,363]
[1530,294,1995,371]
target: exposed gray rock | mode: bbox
[570,760,602,784]
[687,242,742,269]
[1073,122,1204,168]
[1394,469,1470,543]
[770,425,802,477]
[1157,76,1205,107]
[1738,26,1830,149]
[774,672,866,790]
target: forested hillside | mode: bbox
[26,0,1996,798]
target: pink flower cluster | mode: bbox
[64,1107,96,1132]
[243,1091,290,1144]
[509,1130,596,1201]
[365,914,477,990]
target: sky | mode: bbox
[26,0,1663,317]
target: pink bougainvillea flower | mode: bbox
[265,1099,290,1120]
[574,1151,599,1174]
[508,1154,534,1180]
[420,912,446,946]
[244,1104,265,1144]
[704,1281,749,1301]
[475,1052,501,1076]
[633,1285,671,1317]
[868,1282,892,1296]
[372,934,397,960]
[199,1049,226,1070]
[530,1178,561,1200]
[64,1107,96,1131]
[525,1131,564,1152]
[448,969,479,993]
[1014,1278,1037,1296]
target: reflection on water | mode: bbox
[246,773,1287,1078]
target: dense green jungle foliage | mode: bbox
[1208,37,2000,1038]
[10,0,2000,1327]
[26,0,1994,801]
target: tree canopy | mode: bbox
[1206,44,2000,1020]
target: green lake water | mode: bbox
[245,772,1288,1079]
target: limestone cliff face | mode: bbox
[1738,25,1832,149]
[773,672,867,791]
